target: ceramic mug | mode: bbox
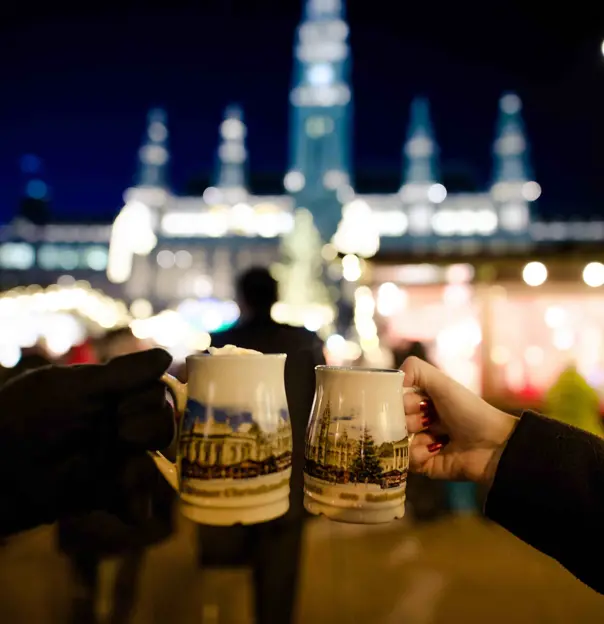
[304,365,414,524]
[151,353,293,526]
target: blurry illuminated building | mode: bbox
[2,0,604,407]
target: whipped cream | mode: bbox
[208,344,263,356]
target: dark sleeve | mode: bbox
[485,411,604,594]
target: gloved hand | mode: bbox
[0,348,175,538]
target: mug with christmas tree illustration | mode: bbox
[304,365,413,524]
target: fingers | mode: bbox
[404,391,428,432]
[78,348,173,395]
[404,392,446,435]
[408,431,447,473]
[117,382,176,450]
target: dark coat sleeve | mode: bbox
[485,411,604,594]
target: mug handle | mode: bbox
[147,373,188,492]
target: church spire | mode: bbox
[491,93,532,187]
[136,108,169,188]
[401,97,439,188]
[491,93,540,233]
[287,0,353,241]
[18,154,51,224]
[215,104,248,191]
[400,97,445,235]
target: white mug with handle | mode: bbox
[304,365,416,524]
[151,352,293,526]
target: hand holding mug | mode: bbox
[151,352,294,526]
[0,349,175,537]
[402,357,518,486]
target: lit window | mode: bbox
[85,246,108,271]
[284,171,305,192]
[139,144,168,166]
[305,116,334,137]
[38,245,60,270]
[0,243,35,270]
[26,179,48,199]
[36,245,80,271]
[427,184,447,204]
[175,250,193,269]
[374,211,408,236]
[521,181,541,201]
[148,121,168,142]
[500,94,522,114]
[500,203,528,232]
[58,248,79,270]
[307,63,335,86]
[323,169,348,189]
[408,204,432,235]
[220,117,246,141]
[218,143,246,164]
[405,136,433,159]
[494,133,525,156]
[157,250,175,268]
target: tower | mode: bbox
[286,0,353,242]
[213,105,248,203]
[18,154,51,225]
[136,108,170,188]
[401,97,439,190]
[490,93,539,235]
[400,97,444,235]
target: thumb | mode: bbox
[401,356,443,397]
[80,348,173,395]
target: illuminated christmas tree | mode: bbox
[351,427,383,484]
[545,365,603,437]
[272,208,335,332]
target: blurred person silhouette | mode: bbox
[196,266,325,624]
[57,327,176,624]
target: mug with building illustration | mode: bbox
[304,365,413,524]
[151,346,293,526]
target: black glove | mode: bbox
[0,348,175,538]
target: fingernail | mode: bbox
[419,400,429,411]
[421,414,432,428]
[427,442,443,453]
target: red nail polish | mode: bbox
[419,400,429,411]
[421,414,432,428]
[427,442,443,453]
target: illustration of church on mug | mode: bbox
[180,399,292,480]
[305,402,409,488]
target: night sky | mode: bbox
[0,1,603,223]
